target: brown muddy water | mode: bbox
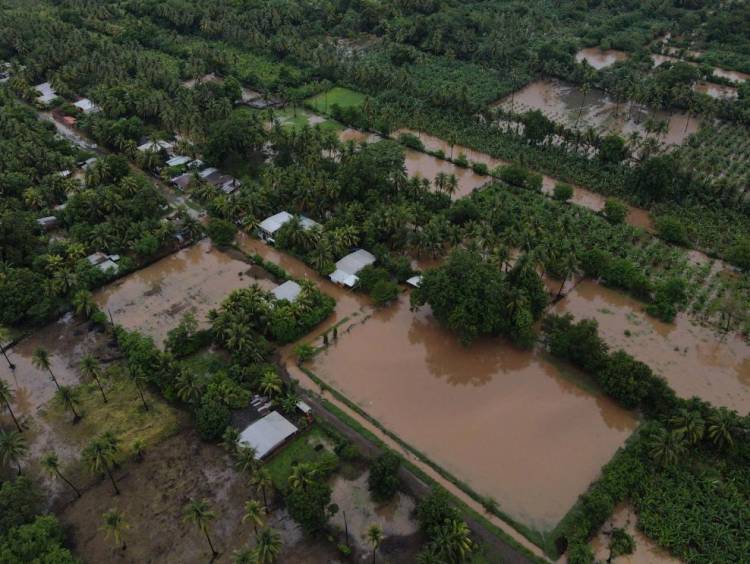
[309,294,637,531]
[590,503,680,564]
[496,80,700,146]
[94,240,273,346]
[394,128,654,230]
[576,48,629,69]
[694,81,738,100]
[556,280,750,413]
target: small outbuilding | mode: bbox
[73,98,101,114]
[166,155,191,168]
[406,275,423,288]
[238,411,298,460]
[329,249,376,288]
[271,280,302,303]
[36,216,59,231]
[137,140,174,154]
[258,211,319,244]
[35,82,58,105]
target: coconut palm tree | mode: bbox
[55,385,83,423]
[235,445,258,476]
[41,452,81,498]
[101,508,129,551]
[366,524,384,563]
[0,327,15,370]
[222,426,240,455]
[83,432,121,495]
[670,408,705,445]
[707,407,735,450]
[0,380,22,431]
[434,518,474,562]
[259,371,283,398]
[32,347,61,391]
[131,370,150,411]
[288,463,316,492]
[242,499,266,536]
[254,528,282,564]
[0,428,27,474]
[648,426,687,467]
[175,369,203,405]
[183,498,218,558]
[80,354,108,403]
[250,467,273,511]
[72,290,97,319]
[232,547,255,564]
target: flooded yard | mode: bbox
[309,294,637,532]
[495,79,699,146]
[95,241,273,345]
[576,47,628,69]
[556,280,750,412]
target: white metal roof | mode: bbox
[166,155,190,167]
[35,82,57,104]
[272,280,302,302]
[259,211,293,235]
[406,275,423,288]
[198,167,219,179]
[137,140,174,152]
[239,411,298,459]
[296,400,312,414]
[334,249,376,276]
[330,269,359,288]
[73,98,100,113]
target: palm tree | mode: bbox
[366,524,384,563]
[242,499,266,536]
[131,370,150,411]
[41,452,81,498]
[183,498,218,558]
[101,508,129,551]
[707,408,735,450]
[55,385,83,423]
[72,290,97,319]
[235,445,258,476]
[222,426,240,455]
[259,371,283,398]
[232,547,255,564]
[433,518,474,562]
[648,426,687,467]
[670,408,704,445]
[254,528,282,564]
[32,347,61,391]
[83,432,121,495]
[0,380,22,431]
[0,428,27,474]
[175,369,203,405]
[250,467,273,510]
[80,355,107,403]
[288,463,316,492]
[0,327,15,370]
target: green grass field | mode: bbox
[271,107,342,134]
[265,425,336,491]
[306,87,367,114]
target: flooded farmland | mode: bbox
[576,47,628,69]
[496,79,699,146]
[556,280,750,412]
[95,240,274,345]
[309,294,637,531]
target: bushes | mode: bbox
[370,279,400,306]
[398,132,424,151]
[655,215,689,245]
[497,164,542,191]
[356,265,400,306]
[553,182,574,202]
[286,480,332,535]
[368,452,401,502]
[603,198,628,225]
[195,398,231,441]
[599,351,652,410]
[206,218,237,246]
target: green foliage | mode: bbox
[286,479,332,535]
[370,279,400,306]
[553,183,574,202]
[416,488,461,539]
[608,528,635,558]
[398,132,425,151]
[368,452,401,502]
[0,515,79,564]
[655,215,689,246]
[195,398,231,441]
[603,198,628,225]
[0,477,40,536]
[206,218,237,247]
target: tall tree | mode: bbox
[32,347,61,391]
[250,467,273,510]
[242,499,266,536]
[80,355,108,403]
[83,432,121,495]
[101,508,129,551]
[41,452,82,498]
[366,524,384,563]
[0,327,15,370]
[0,379,22,431]
[55,385,83,423]
[183,498,218,558]
[254,528,282,564]
[0,428,27,474]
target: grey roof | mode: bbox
[239,411,298,459]
[259,212,319,235]
[73,98,100,113]
[334,249,376,276]
[35,82,57,104]
[166,155,191,167]
[272,280,302,302]
[406,275,423,288]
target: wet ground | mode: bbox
[94,241,274,346]
[309,293,637,532]
[495,79,699,146]
[590,503,680,564]
[60,429,342,564]
[556,280,750,412]
[575,48,628,70]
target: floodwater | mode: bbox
[394,129,654,230]
[496,80,700,146]
[95,240,274,345]
[338,128,380,144]
[591,503,680,564]
[694,81,738,100]
[711,67,749,83]
[576,48,628,69]
[309,294,637,531]
[556,280,750,412]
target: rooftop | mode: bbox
[271,280,302,303]
[73,98,101,114]
[238,411,298,460]
[35,82,57,104]
[335,249,376,276]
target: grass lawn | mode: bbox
[42,366,187,465]
[306,87,367,114]
[270,107,342,134]
[265,424,336,491]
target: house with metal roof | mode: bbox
[238,411,298,460]
[258,211,320,244]
[329,249,376,288]
[271,280,302,303]
[35,82,58,105]
[73,98,101,114]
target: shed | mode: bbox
[36,216,59,231]
[166,155,191,168]
[137,140,174,154]
[35,82,57,104]
[171,172,194,191]
[73,98,101,114]
[296,400,312,415]
[238,411,298,460]
[272,280,302,303]
[258,211,319,243]
[406,275,423,288]
[329,249,376,287]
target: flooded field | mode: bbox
[694,81,738,99]
[556,280,750,412]
[591,503,680,564]
[711,66,749,83]
[394,129,654,230]
[496,79,699,146]
[576,47,628,69]
[309,294,637,531]
[95,241,272,345]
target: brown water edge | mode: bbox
[694,81,738,100]
[308,293,637,532]
[94,240,275,346]
[393,128,654,231]
[495,79,700,146]
[590,503,681,564]
[576,48,629,70]
[556,279,750,413]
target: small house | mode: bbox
[165,155,191,168]
[73,98,101,114]
[271,280,302,303]
[36,216,59,231]
[258,211,320,244]
[34,82,58,105]
[137,140,174,155]
[86,252,120,274]
[330,249,376,288]
[171,172,194,191]
[406,275,423,288]
[238,411,298,460]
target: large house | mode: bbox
[257,211,319,244]
[329,249,376,288]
